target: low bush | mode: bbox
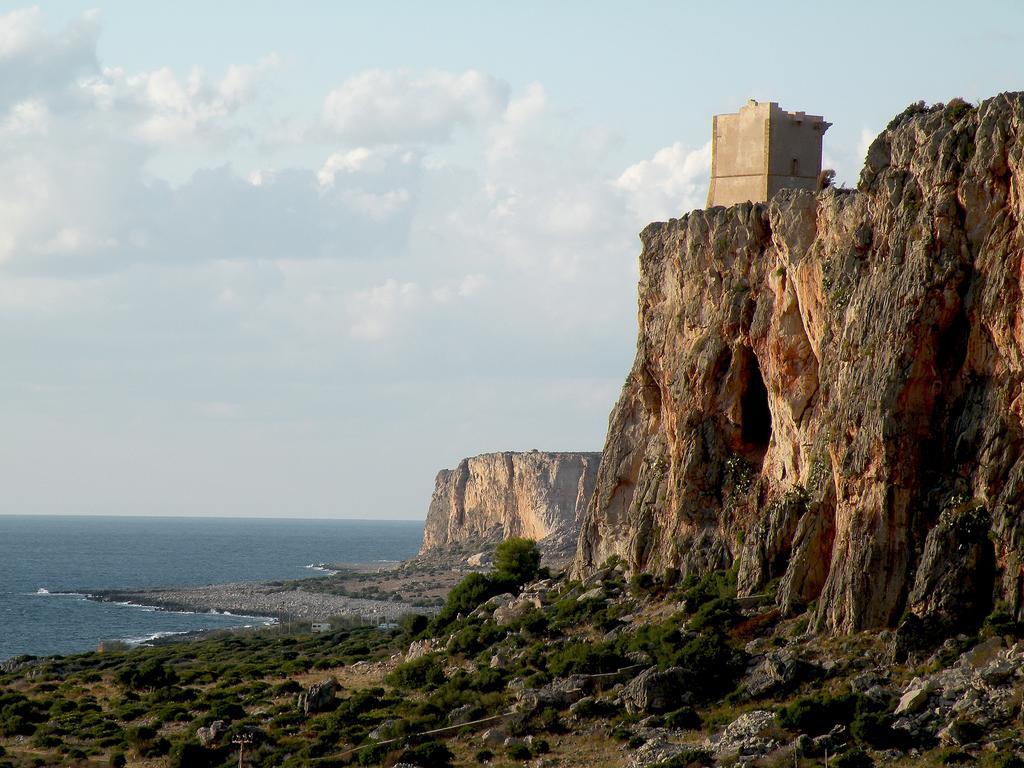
[548,641,624,677]
[664,706,702,730]
[397,741,453,767]
[507,742,532,760]
[832,748,874,768]
[657,748,714,767]
[385,653,446,690]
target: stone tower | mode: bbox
[706,100,830,208]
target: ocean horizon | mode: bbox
[0,515,424,661]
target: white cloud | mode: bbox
[339,187,411,220]
[81,55,279,146]
[317,147,409,187]
[2,98,50,135]
[322,69,510,144]
[0,6,42,58]
[0,6,689,520]
[347,279,421,340]
[614,141,711,223]
[0,6,98,109]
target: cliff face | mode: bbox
[421,451,601,555]
[576,93,1024,634]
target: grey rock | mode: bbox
[705,709,779,758]
[196,720,229,747]
[298,677,338,716]
[621,666,691,714]
[894,678,933,715]
[743,650,810,699]
[481,728,507,747]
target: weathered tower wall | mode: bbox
[706,100,829,208]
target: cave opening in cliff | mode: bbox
[741,353,772,452]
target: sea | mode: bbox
[0,515,423,662]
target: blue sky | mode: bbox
[3,2,1022,519]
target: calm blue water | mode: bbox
[0,516,423,661]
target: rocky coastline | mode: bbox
[90,580,422,624]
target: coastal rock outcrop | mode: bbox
[576,93,1024,634]
[421,451,600,556]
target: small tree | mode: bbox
[493,537,541,587]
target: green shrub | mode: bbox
[493,538,541,586]
[507,742,532,760]
[850,707,906,749]
[397,741,453,767]
[777,692,860,736]
[664,706,702,730]
[400,613,430,637]
[137,737,171,758]
[670,631,744,699]
[108,752,126,768]
[832,747,874,768]
[431,573,504,631]
[475,748,494,763]
[570,698,618,719]
[385,653,446,689]
[630,572,656,594]
[115,659,178,691]
[168,743,220,768]
[611,726,633,742]
[680,567,737,609]
[686,597,739,631]
[657,748,714,767]
[940,750,976,765]
[548,641,625,677]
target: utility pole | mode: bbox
[232,733,254,768]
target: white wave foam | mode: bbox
[121,630,190,645]
[34,588,88,599]
[303,563,339,575]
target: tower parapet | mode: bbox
[706,100,830,208]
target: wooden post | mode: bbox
[232,733,254,768]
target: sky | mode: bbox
[2,1,1022,519]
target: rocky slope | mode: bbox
[421,451,601,556]
[576,93,1024,634]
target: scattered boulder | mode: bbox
[891,641,1024,744]
[481,728,507,747]
[705,709,779,759]
[621,666,691,714]
[448,704,476,725]
[743,649,813,699]
[894,678,933,715]
[298,677,338,715]
[196,720,229,747]
[0,655,39,674]
[494,592,542,626]
[405,638,435,661]
[466,552,491,567]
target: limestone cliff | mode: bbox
[421,451,601,555]
[575,93,1024,634]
